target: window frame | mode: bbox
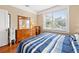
[43,7,69,32]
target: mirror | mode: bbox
[18,16,30,29]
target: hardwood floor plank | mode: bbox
[0,43,19,53]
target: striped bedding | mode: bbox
[17,33,79,53]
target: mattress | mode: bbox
[16,33,79,53]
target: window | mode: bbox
[43,8,69,32]
[44,13,53,30]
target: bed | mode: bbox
[16,33,79,53]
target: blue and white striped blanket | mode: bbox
[17,33,79,53]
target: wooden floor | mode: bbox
[0,43,19,53]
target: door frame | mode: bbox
[8,14,11,45]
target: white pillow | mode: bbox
[74,34,79,44]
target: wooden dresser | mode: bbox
[16,26,40,43]
[16,28,35,43]
[16,16,40,43]
[34,26,40,35]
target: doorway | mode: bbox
[8,14,11,45]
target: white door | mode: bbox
[0,10,8,47]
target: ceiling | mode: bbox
[11,5,54,14]
[25,5,53,12]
